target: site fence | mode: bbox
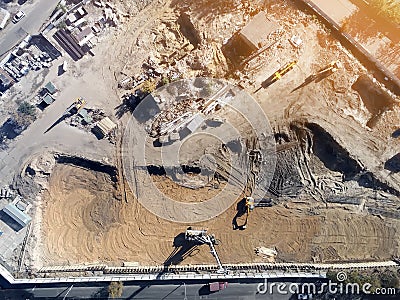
[0,261,397,285]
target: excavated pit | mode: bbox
[306,123,363,180]
[306,123,400,196]
[352,75,396,128]
[268,122,400,199]
[177,13,201,49]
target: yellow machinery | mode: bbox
[316,60,342,76]
[65,97,86,115]
[256,60,298,92]
[270,60,298,82]
[73,97,86,112]
[242,197,255,229]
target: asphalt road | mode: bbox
[0,0,59,59]
[0,280,302,300]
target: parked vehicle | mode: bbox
[209,282,228,292]
[12,11,25,23]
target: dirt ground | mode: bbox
[25,0,400,270]
[33,162,399,268]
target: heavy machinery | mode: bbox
[291,60,342,93]
[65,97,86,115]
[234,197,272,230]
[45,97,87,134]
[270,60,298,82]
[241,197,254,229]
[185,228,226,273]
[316,60,342,76]
[255,60,298,92]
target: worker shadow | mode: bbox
[232,198,247,231]
[164,233,200,266]
[0,211,24,232]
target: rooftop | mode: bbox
[2,203,31,228]
[44,81,57,94]
[41,94,55,105]
[239,12,279,51]
[95,117,117,136]
[0,68,14,92]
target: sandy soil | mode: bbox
[26,0,400,269]
[35,163,399,268]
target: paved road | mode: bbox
[0,0,59,59]
[0,280,303,299]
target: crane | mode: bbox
[185,228,226,273]
[255,60,298,92]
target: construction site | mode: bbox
[0,0,400,282]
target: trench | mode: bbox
[55,155,118,182]
[306,123,362,180]
[177,13,201,49]
[305,122,400,196]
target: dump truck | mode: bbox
[209,282,228,292]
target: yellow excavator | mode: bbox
[232,197,255,230]
[65,97,86,115]
[233,196,272,230]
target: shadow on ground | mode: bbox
[164,233,199,266]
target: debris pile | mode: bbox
[149,98,206,137]
[255,247,278,262]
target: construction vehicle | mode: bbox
[270,60,297,82]
[45,97,87,134]
[241,197,255,229]
[317,60,342,75]
[65,97,86,115]
[291,60,342,93]
[235,197,272,230]
[256,60,298,92]
[185,228,226,273]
